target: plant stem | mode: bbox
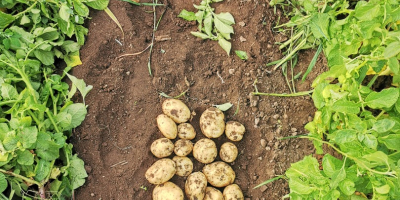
[0,169,42,187]
[45,109,60,133]
[13,1,38,18]
[252,90,313,97]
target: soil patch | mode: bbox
[72,0,325,199]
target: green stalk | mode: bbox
[279,30,304,50]
[274,38,307,70]
[45,109,60,133]
[252,90,313,97]
[13,1,38,18]
[0,169,42,187]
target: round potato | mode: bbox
[225,121,245,141]
[157,114,177,139]
[193,138,217,164]
[203,161,235,187]
[153,182,184,200]
[151,138,174,158]
[162,99,191,123]
[200,107,225,138]
[223,184,244,200]
[145,158,176,184]
[173,156,193,177]
[219,142,238,163]
[204,187,223,200]
[177,123,196,140]
[185,172,207,200]
[174,139,194,157]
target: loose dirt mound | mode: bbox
[72,0,325,199]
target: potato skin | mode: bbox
[223,184,244,200]
[173,156,193,177]
[177,123,196,140]
[162,99,191,123]
[200,107,225,138]
[219,142,238,163]
[193,138,217,164]
[145,158,176,184]
[203,161,235,187]
[225,121,245,141]
[153,182,184,200]
[174,139,194,157]
[157,114,177,139]
[151,138,174,158]
[185,172,207,200]
[204,187,223,200]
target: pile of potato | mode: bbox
[145,99,246,200]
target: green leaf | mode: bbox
[85,0,110,10]
[365,88,399,109]
[354,2,380,21]
[214,12,235,25]
[35,133,61,161]
[322,154,343,178]
[35,159,51,182]
[55,112,72,130]
[33,49,55,66]
[330,168,346,188]
[379,134,400,151]
[59,4,71,22]
[62,40,80,53]
[62,103,87,129]
[191,31,210,39]
[309,13,330,39]
[362,134,378,150]
[0,173,7,193]
[218,38,231,55]
[235,50,248,60]
[3,131,18,151]
[204,12,213,36]
[375,184,390,194]
[213,102,233,111]
[73,0,90,17]
[34,27,59,41]
[1,83,18,100]
[312,83,327,109]
[178,9,196,21]
[17,150,34,165]
[332,99,360,114]
[0,12,15,29]
[388,57,399,75]
[66,73,93,101]
[339,179,356,196]
[362,151,389,168]
[65,51,83,68]
[19,126,38,149]
[214,17,234,35]
[68,155,88,189]
[373,119,396,133]
[384,42,400,59]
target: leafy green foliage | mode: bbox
[235,50,248,60]
[0,0,107,198]
[178,0,235,55]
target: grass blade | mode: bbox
[104,7,124,40]
[302,44,322,81]
[254,175,284,189]
[121,0,164,6]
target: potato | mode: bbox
[203,161,235,187]
[173,156,194,177]
[174,139,194,157]
[219,142,238,163]
[223,184,244,200]
[145,158,176,184]
[162,99,191,123]
[204,187,223,200]
[225,121,245,141]
[200,107,225,138]
[157,114,177,139]
[151,138,174,158]
[193,138,217,164]
[177,123,196,140]
[153,182,184,200]
[185,172,207,200]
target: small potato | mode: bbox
[204,187,223,200]
[153,182,184,200]
[145,158,176,184]
[162,99,191,123]
[185,172,207,200]
[193,138,217,164]
[219,142,238,163]
[157,114,177,139]
[177,123,196,140]
[173,156,193,177]
[223,184,244,200]
[174,139,194,157]
[200,107,225,138]
[151,138,174,158]
[225,121,245,141]
[203,161,235,187]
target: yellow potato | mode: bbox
[177,123,196,140]
[225,121,245,141]
[162,99,191,123]
[193,138,217,164]
[151,138,174,158]
[174,139,194,157]
[219,142,238,163]
[204,187,223,200]
[145,158,176,184]
[157,114,177,139]
[200,107,225,138]
[173,156,193,177]
[185,172,207,200]
[153,182,184,200]
[203,161,235,187]
[223,184,244,200]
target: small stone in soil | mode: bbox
[260,185,268,192]
[90,193,95,197]
[260,139,267,147]
[229,69,235,74]
[239,21,246,26]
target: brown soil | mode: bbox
[72,0,326,199]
